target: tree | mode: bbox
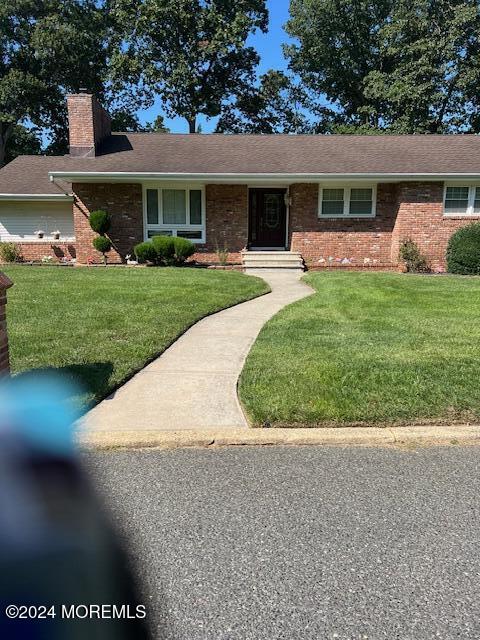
[111,0,268,133]
[111,111,170,133]
[5,126,41,164]
[216,70,311,133]
[285,0,480,134]
[0,0,111,165]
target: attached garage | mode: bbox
[0,198,74,243]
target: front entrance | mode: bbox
[248,188,287,248]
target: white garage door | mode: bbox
[0,201,74,242]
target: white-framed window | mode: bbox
[143,184,205,243]
[443,185,480,217]
[318,185,376,218]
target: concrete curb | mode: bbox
[78,424,480,451]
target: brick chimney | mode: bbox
[66,90,111,157]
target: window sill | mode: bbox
[318,215,376,220]
[443,214,480,219]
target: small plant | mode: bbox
[399,239,430,273]
[173,237,195,265]
[41,255,54,264]
[89,210,111,235]
[134,241,158,264]
[0,242,21,263]
[215,242,229,266]
[152,235,176,264]
[93,235,112,265]
[447,222,480,275]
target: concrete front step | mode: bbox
[242,250,305,270]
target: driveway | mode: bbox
[87,445,480,639]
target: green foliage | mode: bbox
[286,0,480,134]
[215,243,229,266]
[399,240,430,273]
[134,241,158,264]
[447,223,480,275]
[0,242,21,263]
[152,235,176,264]
[0,0,113,165]
[5,125,41,164]
[92,235,112,256]
[89,210,111,235]
[173,237,195,264]
[216,70,311,133]
[110,0,268,132]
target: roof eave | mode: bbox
[0,193,74,201]
[48,171,480,184]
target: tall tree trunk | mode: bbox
[187,117,197,134]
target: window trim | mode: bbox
[443,183,480,218]
[318,184,377,219]
[142,183,206,243]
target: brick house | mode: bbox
[1,91,480,270]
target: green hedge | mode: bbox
[447,223,480,275]
[89,210,111,235]
[134,235,195,266]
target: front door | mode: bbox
[248,188,287,248]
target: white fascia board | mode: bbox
[48,171,480,184]
[0,193,74,201]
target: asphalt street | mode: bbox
[86,446,480,640]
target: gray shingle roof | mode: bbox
[2,133,480,195]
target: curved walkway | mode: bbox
[81,270,312,433]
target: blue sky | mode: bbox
[138,0,293,133]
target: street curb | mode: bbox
[78,424,480,451]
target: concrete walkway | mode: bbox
[80,269,312,433]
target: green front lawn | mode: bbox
[239,272,480,427]
[3,266,268,411]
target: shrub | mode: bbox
[93,235,112,264]
[0,242,21,263]
[447,223,480,275]
[399,239,430,273]
[152,235,175,264]
[215,243,229,266]
[89,210,111,235]
[134,241,157,264]
[173,237,195,264]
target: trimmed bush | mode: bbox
[447,223,480,275]
[399,239,430,273]
[0,242,21,263]
[93,235,112,265]
[173,237,195,264]
[89,210,111,235]
[134,241,157,264]
[152,235,175,264]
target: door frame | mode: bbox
[247,187,289,249]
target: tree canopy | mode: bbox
[285,0,480,133]
[110,0,268,133]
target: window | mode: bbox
[144,186,205,243]
[444,185,480,217]
[319,186,376,218]
[349,188,373,216]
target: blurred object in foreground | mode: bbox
[0,374,151,640]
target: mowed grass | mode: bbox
[239,272,480,427]
[2,266,268,411]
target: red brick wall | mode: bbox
[67,93,111,157]
[73,183,143,264]
[391,182,480,271]
[0,273,13,375]
[194,184,248,263]
[12,242,76,262]
[289,183,398,268]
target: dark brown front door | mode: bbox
[248,188,287,248]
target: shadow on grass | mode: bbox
[14,362,114,412]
